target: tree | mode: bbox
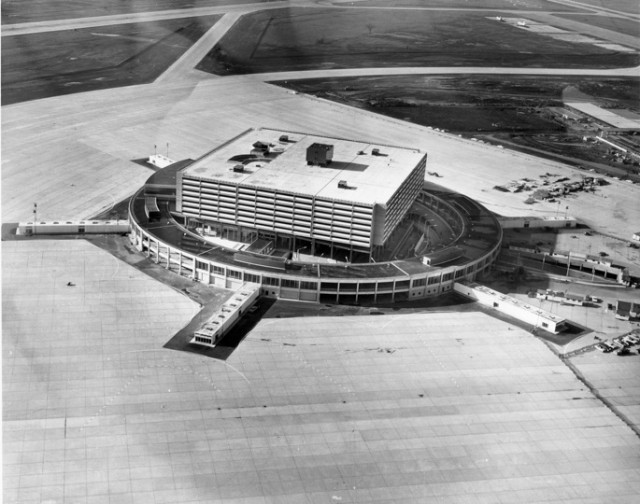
[366,23,374,34]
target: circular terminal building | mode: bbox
[129,128,502,304]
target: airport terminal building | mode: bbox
[176,128,426,261]
[129,128,502,305]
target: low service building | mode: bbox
[455,282,567,333]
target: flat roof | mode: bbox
[465,282,565,324]
[182,128,425,206]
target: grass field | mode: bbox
[555,13,640,37]
[1,16,220,105]
[1,0,265,24]
[197,7,639,75]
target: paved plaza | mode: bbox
[4,239,640,503]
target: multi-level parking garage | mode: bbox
[129,130,502,305]
[176,128,426,262]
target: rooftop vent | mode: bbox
[337,180,356,190]
[252,141,269,151]
[232,164,245,173]
[306,143,334,167]
[279,135,289,142]
[372,148,380,155]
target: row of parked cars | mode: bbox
[596,334,640,355]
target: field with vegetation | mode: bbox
[1,16,220,105]
[197,7,638,75]
[276,75,640,177]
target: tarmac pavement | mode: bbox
[5,243,640,502]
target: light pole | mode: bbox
[534,298,543,334]
[33,202,37,235]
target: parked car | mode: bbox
[613,338,630,348]
[626,335,640,344]
[617,347,631,356]
[603,341,619,351]
[596,343,613,353]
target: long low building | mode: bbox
[16,220,129,235]
[454,282,568,334]
[192,284,260,347]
